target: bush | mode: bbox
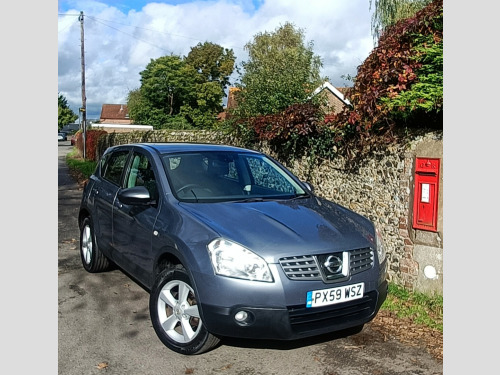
[76,129,108,161]
[338,0,443,134]
[248,102,338,163]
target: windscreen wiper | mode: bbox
[233,197,268,203]
[233,194,309,203]
[188,189,199,202]
[288,193,310,200]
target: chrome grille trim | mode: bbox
[279,248,374,280]
[350,248,374,275]
[278,256,322,280]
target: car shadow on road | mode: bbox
[218,326,363,352]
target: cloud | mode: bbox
[58,0,375,119]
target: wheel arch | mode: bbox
[151,247,208,321]
[78,207,90,229]
[153,250,183,277]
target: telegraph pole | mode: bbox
[79,11,87,159]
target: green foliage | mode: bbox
[370,0,431,42]
[66,150,97,178]
[381,283,443,332]
[58,93,78,130]
[234,22,323,118]
[180,81,223,128]
[139,55,197,117]
[127,42,235,129]
[247,102,337,164]
[229,22,327,162]
[231,2,442,166]
[185,41,236,92]
[380,33,443,126]
[127,88,172,128]
[159,115,193,130]
[333,0,442,149]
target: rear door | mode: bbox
[92,148,131,253]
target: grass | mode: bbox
[66,148,97,179]
[381,283,443,332]
[65,149,443,333]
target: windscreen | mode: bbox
[161,151,307,202]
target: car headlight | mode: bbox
[376,227,386,264]
[207,239,273,282]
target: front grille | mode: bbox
[279,248,374,281]
[279,256,322,280]
[350,248,374,276]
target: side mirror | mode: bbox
[303,181,315,194]
[118,186,154,205]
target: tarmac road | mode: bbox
[57,142,443,375]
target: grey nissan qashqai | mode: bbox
[78,143,388,355]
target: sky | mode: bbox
[58,0,377,120]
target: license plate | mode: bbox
[306,282,364,308]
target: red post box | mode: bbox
[412,158,440,232]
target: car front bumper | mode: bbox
[200,279,387,340]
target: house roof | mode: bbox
[311,81,351,106]
[100,104,130,120]
[217,82,351,120]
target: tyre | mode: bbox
[79,216,110,273]
[149,266,220,355]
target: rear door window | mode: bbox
[101,150,130,186]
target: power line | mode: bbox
[59,11,342,69]
[61,12,245,53]
[87,16,175,55]
[58,13,82,34]
[89,15,213,45]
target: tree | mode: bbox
[127,55,198,128]
[128,44,234,129]
[127,88,168,127]
[180,81,225,128]
[139,55,197,117]
[58,93,78,130]
[234,22,323,118]
[370,0,431,42]
[183,42,236,127]
[185,42,236,94]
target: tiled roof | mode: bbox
[100,104,130,120]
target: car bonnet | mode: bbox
[178,197,375,263]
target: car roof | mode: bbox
[112,143,261,155]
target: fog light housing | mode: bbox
[235,311,248,322]
[233,310,254,326]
